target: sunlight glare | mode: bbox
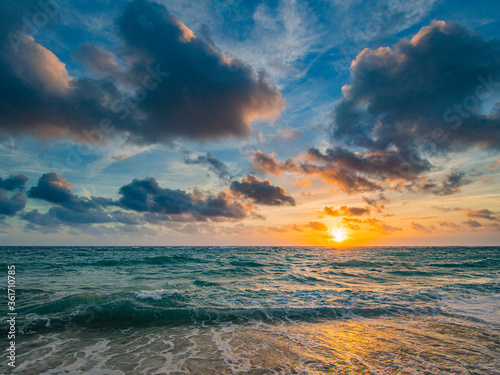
[330,228,347,242]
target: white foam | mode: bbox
[442,294,500,325]
[134,289,179,300]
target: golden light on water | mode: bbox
[330,228,347,242]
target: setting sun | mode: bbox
[330,228,347,242]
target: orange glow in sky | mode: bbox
[330,228,347,242]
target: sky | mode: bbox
[0,0,499,246]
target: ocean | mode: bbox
[1,246,499,374]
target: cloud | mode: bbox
[411,170,471,196]
[0,173,28,217]
[251,150,287,176]
[118,177,260,221]
[365,218,402,234]
[343,223,361,231]
[268,221,329,233]
[464,209,499,222]
[340,216,401,234]
[410,221,434,233]
[0,174,28,191]
[330,21,500,167]
[362,193,388,212]
[22,173,261,232]
[183,151,232,181]
[27,173,115,211]
[485,223,500,231]
[431,206,463,212]
[439,221,461,230]
[486,157,500,170]
[307,147,431,180]
[251,150,381,193]
[303,221,328,231]
[230,175,296,206]
[323,205,370,217]
[0,0,284,144]
[249,21,500,196]
[462,220,482,228]
[0,190,26,217]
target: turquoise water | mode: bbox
[1,246,499,374]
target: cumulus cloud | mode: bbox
[0,174,28,191]
[21,173,265,231]
[27,173,115,211]
[323,205,370,217]
[0,173,28,217]
[117,177,260,221]
[0,0,284,144]
[331,20,500,170]
[253,22,500,196]
[230,175,296,206]
[0,190,26,217]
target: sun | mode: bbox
[330,228,347,242]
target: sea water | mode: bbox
[0,246,499,374]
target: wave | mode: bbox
[8,291,444,333]
[230,260,267,268]
[67,254,206,268]
[429,258,500,268]
[328,260,383,268]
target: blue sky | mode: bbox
[0,0,499,245]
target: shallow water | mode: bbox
[1,246,499,374]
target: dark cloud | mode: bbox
[118,177,192,214]
[0,0,283,144]
[230,175,295,206]
[462,220,482,228]
[118,177,259,221]
[22,173,261,230]
[464,209,499,222]
[362,193,388,212]
[23,173,141,229]
[252,148,471,195]
[307,147,431,180]
[251,150,381,193]
[323,205,370,217]
[0,190,26,216]
[0,174,28,191]
[28,173,115,211]
[0,173,28,216]
[251,22,500,196]
[251,151,285,176]
[330,21,500,171]
[411,170,471,196]
[184,151,232,181]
